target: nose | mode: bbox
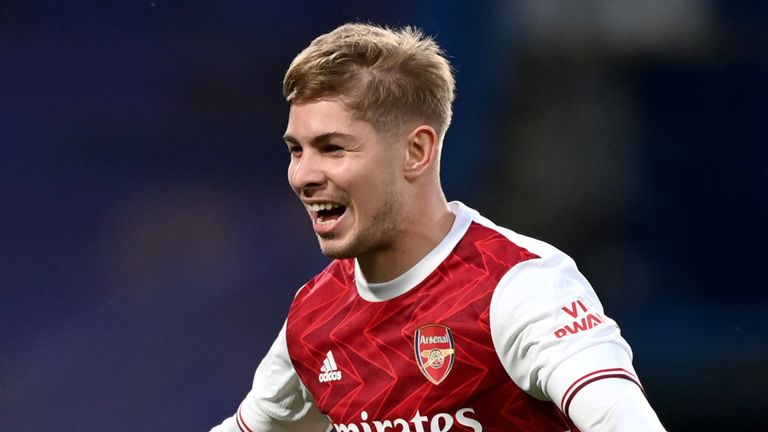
[288,152,325,196]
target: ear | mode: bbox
[403,125,439,181]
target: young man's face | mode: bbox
[284,99,405,259]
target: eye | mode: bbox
[323,144,345,154]
[286,144,302,157]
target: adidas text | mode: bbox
[319,370,342,382]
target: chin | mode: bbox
[318,239,355,259]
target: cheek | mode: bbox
[359,171,396,205]
[286,164,299,191]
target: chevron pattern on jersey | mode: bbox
[286,222,577,431]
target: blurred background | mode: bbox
[1,1,766,430]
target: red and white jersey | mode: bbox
[212,202,662,432]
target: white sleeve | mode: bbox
[563,373,665,431]
[210,322,331,432]
[490,251,665,431]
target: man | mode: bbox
[212,23,665,431]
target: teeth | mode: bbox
[317,216,334,225]
[307,203,342,212]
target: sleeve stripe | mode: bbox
[236,406,254,432]
[560,368,642,413]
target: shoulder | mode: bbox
[458,210,578,286]
[444,204,537,269]
[487,231,602,328]
[293,258,356,301]
[302,258,355,291]
[449,203,587,301]
[468,209,568,265]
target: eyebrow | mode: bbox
[283,132,355,146]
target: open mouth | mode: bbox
[307,202,347,225]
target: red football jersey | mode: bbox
[211,203,661,432]
[286,221,577,432]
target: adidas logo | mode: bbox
[318,350,343,383]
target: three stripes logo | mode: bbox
[318,350,343,383]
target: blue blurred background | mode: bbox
[2,1,766,430]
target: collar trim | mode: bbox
[355,201,474,302]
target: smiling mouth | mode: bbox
[306,202,347,225]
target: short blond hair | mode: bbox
[283,23,456,139]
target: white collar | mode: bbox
[355,201,475,302]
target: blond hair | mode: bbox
[283,23,456,140]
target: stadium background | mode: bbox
[1,1,766,430]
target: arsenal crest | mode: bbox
[414,324,455,385]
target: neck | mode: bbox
[357,192,454,283]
